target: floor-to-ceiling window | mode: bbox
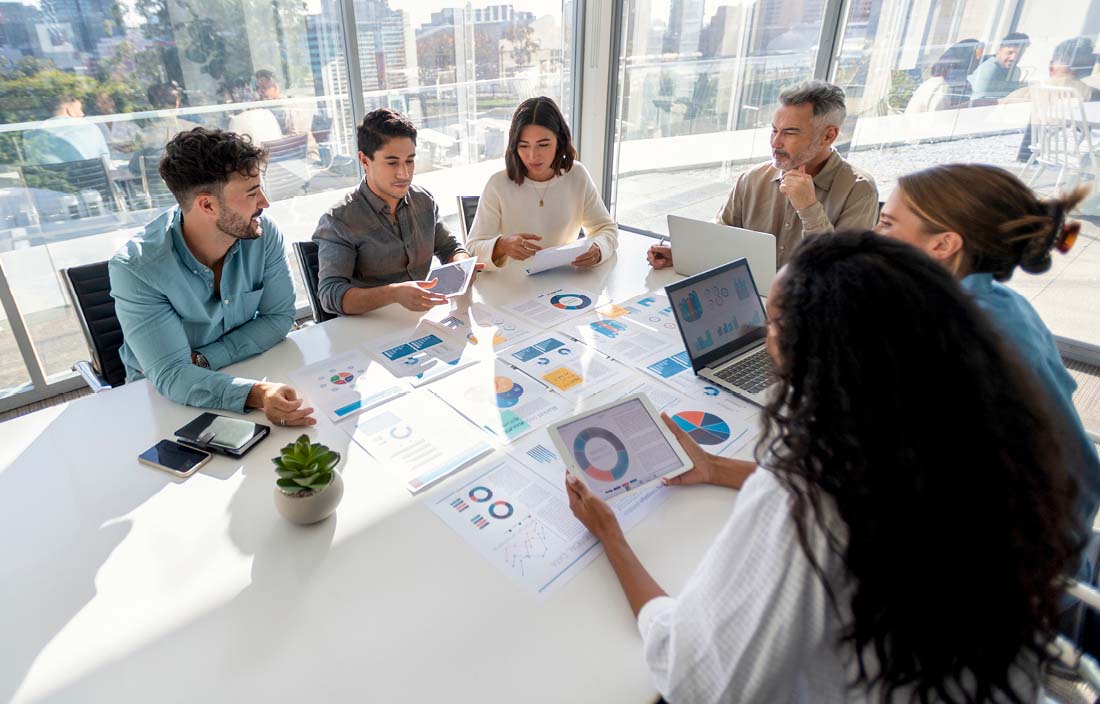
[606,0,1099,351]
[833,0,1100,347]
[0,0,576,409]
[607,0,829,235]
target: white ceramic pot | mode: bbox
[273,471,344,525]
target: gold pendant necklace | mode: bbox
[532,181,550,207]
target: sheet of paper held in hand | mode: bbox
[523,240,591,275]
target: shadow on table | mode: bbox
[0,402,174,702]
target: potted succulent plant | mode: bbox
[272,435,344,525]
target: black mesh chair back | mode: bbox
[20,157,124,220]
[293,240,335,324]
[262,133,310,201]
[138,153,177,210]
[61,261,127,387]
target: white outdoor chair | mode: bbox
[1022,85,1100,192]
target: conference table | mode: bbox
[0,231,753,703]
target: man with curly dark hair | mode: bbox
[109,127,315,427]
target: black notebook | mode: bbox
[174,412,270,458]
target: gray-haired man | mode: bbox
[648,80,879,268]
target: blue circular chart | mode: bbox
[573,428,629,482]
[550,293,592,310]
[488,500,514,519]
[389,425,413,440]
[469,486,493,503]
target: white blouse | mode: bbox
[637,468,1039,703]
[465,161,618,270]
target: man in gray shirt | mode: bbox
[312,109,473,314]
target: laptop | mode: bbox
[456,195,480,242]
[667,215,777,292]
[665,257,778,407]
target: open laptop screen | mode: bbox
[664,257,767,372]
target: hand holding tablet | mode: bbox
[548,393,692,500]
[425,258,477,297]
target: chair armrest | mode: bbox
[72,361,111,393]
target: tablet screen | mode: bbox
[556,397,684,498]
[427,259,476,297]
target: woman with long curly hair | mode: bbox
[566,232,1080,703]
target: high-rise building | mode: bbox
[663,0,705,56]
[0,2,43,63]
[354,0,418,91]
[40,0,114,56]
[415,3,535,82]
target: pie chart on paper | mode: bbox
[672,411,731,445]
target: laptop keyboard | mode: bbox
[714,349,776,394]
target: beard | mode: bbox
[772,145,817,171]
[216,206,263,240]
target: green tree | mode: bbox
[503,24,540,69]
[0,66,97,123]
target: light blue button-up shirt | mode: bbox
[109,207,296,412]
[962,273,1100,532]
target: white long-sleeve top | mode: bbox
[637,468,1039,703]
[465,161,618,270]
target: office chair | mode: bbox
[61,261,127,392]
[21,157,126,222]
[292,240,335,324]
[455,194,584,243]
[456,195,479,243]
[137,153,177,210]
[262,133,311,201]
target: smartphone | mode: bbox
[138,440,212,478]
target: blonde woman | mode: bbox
[875,164,1098,546]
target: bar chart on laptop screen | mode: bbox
[673,267,765,358]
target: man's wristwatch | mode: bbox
[192,351,210,369]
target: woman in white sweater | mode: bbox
[466,97,617,270]
[567,232,1078,703]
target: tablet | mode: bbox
[548,393,692,500]
[426,258,476,297]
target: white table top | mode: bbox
[0,232,749,703]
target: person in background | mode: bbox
[646,80,878,269]
[134,81,203,152]
[569,231,1079,702]
[110,127,314,427]
[464,96,617,270]
[969,32,1030,102]
[312,109,474,315]
[875,164,1099,555]
[92,91,140,160]
[225,77,282,144]
[905,39,984,113]
[254,68,319,162]
[1002,37,1100,162]
[22,93,111,164]
[1003,36,1100,105]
